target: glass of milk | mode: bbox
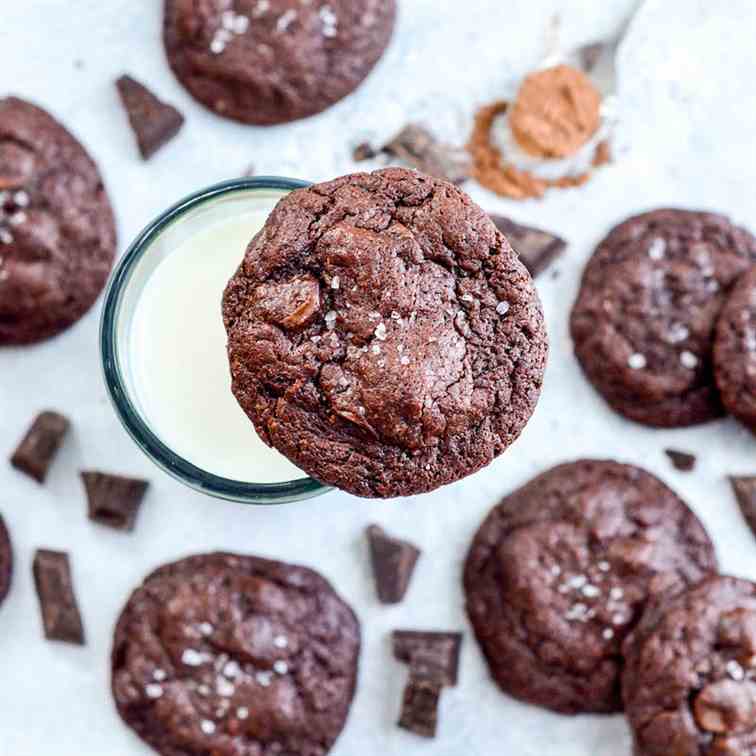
[100,177,329,504]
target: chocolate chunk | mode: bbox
[254,274,321,331]
[665,449,697,472]
[693,679,756,734]
[32,549,85,644]
[393,630,462,686]
[81,471,149,532]
[397,676,442,738]
[730,476,756,539]
[489,215,566,278]
[718,608,756,654]
[116,75,184,160]
[10,411,70,483]
[382,125,470,184]
[367,525,421,604]
[352,142,377,162]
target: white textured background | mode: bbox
[2,1,756,754]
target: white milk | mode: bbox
[130,212,305,483]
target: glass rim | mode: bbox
[100,176,331,505]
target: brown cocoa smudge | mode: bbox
[467,100,610,201]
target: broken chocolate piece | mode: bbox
[382,124,470,184]
[489,215,567,278]
[665,449,697,472]
[367,525,420,604]
[116,75,185,160]
[81,471,149,532]
[32,549,85,644]
[730,476,756,539]
[10,411,70,483]
[398,676,442,738]
[352,142,377,162]
[393,630,463,686]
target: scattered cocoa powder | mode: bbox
[467,100,610,201]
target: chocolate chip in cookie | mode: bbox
[11,411,70,483]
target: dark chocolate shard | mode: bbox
[352,142,377,162]
[665,449,697,472]
[10,411,70,483]
[490,214,567,278]
[730,476,756,539]
[367,525,420,604]
[398,676,442,738]
[393,630,463,687]
[116,75,185,160]
[382,124,471,184]
[81,471,149,532]
[33,549,85,645]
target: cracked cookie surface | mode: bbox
[112,552,360,756]
[0,97,116,345]
[223,168,547,498]
[463,460,717,714]
[623,576,756,756]
[164,0,396,125]
[714,265,756,434]
[570,209,756,427]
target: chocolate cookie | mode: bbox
[463,459,717,714]
[714,265,756,433]
[163,0,396,125]
[571,209,756,427]
[112,552,360,756]
[0,97,116,345]
[223,168,548,498]
[0,515,12,607]
[623,576,756,755]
